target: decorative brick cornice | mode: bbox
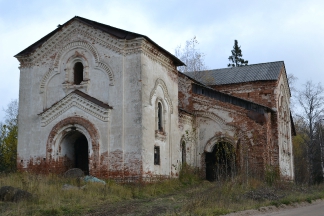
[18,20,177,81]
[141,40,177,74]
[39,91,111,126]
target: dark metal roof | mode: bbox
[15,16,184,66]
[184,61,284,85]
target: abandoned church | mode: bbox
[15,16,295,181]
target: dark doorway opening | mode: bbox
[74,134,89,175]
[205,142,236,181]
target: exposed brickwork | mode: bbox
[105,150,143,180]
[18,117,102,176]
[178,73,279,177]
[16,17,293,181]
[210,80,278,108]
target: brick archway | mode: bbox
[204,135,236,153]
[46,116,100,176]
[203,134,237,181]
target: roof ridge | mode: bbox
[183,61,284,85]
[74,16,145,39]
[184,61,284,73]
[15,16,184,66]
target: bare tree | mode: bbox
[287,73,298,114]
[175,36,207,80]
[297,81,324,183]
[287,73,298,94]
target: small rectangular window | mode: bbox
[154,146,160,165]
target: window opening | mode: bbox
[182,140,186,164]
[154,146,160,165]
[158,102,163,131]
[74,62,84,85]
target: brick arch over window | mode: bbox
[54,41,100,67]
[39,41,115,94]
[46,116,101,176]
[149,78,173,114]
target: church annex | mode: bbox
[15,16,295,181]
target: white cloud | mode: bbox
[1,0,324,119]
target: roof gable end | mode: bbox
[15,16,184,66]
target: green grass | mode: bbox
[1,169,324,216]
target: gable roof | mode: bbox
[184,61,285,85]
[15,16,184,66]
[38,90,112,126]
[40,90,112,114]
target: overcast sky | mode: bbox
[0,0,323,120]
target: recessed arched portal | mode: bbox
[61,130,89,175]
[205,141,236,181]
[46,117,100,176]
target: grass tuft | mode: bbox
[1,171,324,215]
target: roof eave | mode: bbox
[14,16,185,66]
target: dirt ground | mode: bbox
[85,191,190,215]
[226,199,324,216]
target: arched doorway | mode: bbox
[205,141,236,181]
[46,117,100,176]
[61,130,89,175]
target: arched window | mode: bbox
[158,102,163,131]
[74,62,84,85]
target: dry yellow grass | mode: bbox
[0,172,186,215]
[1,170,324,216]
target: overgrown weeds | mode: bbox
[0,167,198,216]
[1,169,324,216]
[178,163,200,185]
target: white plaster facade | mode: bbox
[15,16,294,180]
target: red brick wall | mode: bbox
[210,80,278,108]
[178,73,279,177]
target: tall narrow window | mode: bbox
[74,62,83,85]
[154,146,160,165]
[181,140,186,164]
[158,102,163,131]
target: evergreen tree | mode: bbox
[228,40,248,67]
